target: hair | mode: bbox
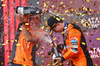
[29,14,41,22]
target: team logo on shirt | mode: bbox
[70,37,76,40]
[70,37,78,53]
[70,37,78,40]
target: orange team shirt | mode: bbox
[63,23,87,66]
[13,24,36,66]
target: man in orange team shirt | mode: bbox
[8,8,48,66]
[47,16,93,66]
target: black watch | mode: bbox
[19,22,25,26]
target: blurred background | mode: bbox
[0,0,100,66]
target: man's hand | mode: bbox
[16,11,29,23]
[50,42,57,47]
[53,57,62,65]
[42,7,48,14]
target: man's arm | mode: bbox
[16,13,36,43]
[16,7,49,43]
[54,28,81,65]
[21,24,36,42]
[63,28,81,60]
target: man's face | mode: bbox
[29,15,41,29]
[53,23,64,32]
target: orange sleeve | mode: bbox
[63,28,81,60]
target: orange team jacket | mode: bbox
[9,23,37,66]
[62,23,93,66]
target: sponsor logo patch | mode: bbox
[70,37,78,40]
[71,40,78,43]
[71,48,78,53]
[70,37,76,40]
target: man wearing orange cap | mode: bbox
[47,16,93,66]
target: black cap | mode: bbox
[47,16,63,35]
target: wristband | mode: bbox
[61,57,66,62]
[19,22,25,26]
